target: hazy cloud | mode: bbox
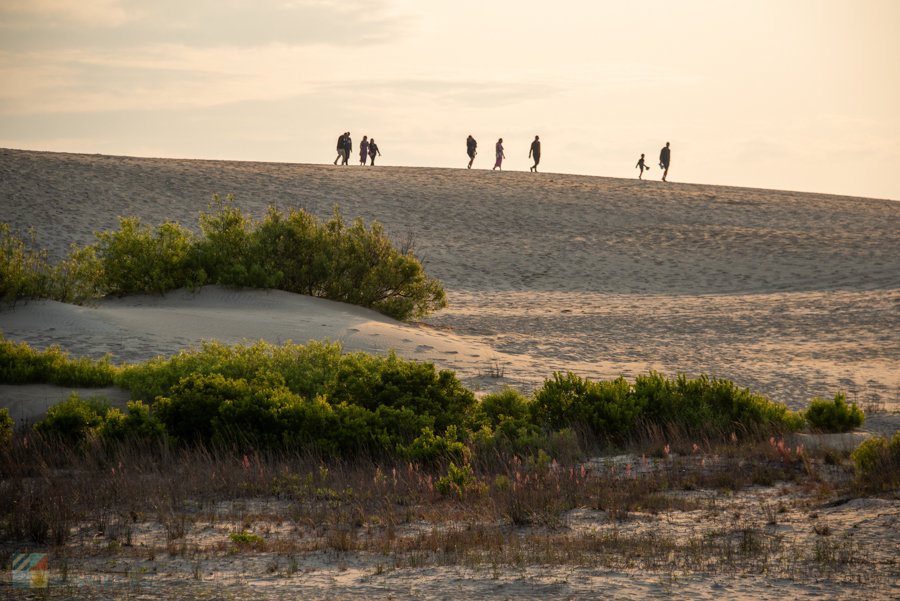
[0,0,412,51]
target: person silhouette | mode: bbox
[466,135,477,169]
[334,132,347,165]
[342,133,353,165]
[529,135,541,172]
[368,138,381,165]
[359,136,369,165]
[659,142,671,182]
[493,138,505,171]
[636,153,647,179]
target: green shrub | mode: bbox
[0,334,116,387]
[529,371,802,441]
[0,408,13,444]
[33,393,110,442]
[803,392,865,433]
[196,196,446,320]
[435,462,482,500]
[326,350,476,435]
[96,401,167,443]
[530,372,639,437]
[93,217,206,296]
[402,426,467,466]
[0,224,53,306]
[851,432,900,490]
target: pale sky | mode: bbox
[1,0,898,200]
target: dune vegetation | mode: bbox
[0,195,446,320]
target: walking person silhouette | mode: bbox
[368,138,381,165]
[334,132,347,165]
[466,135,477,169]
[659,142,671,182]
[359,136,369,165]
[529,135,541,172]
[636,153,647,179]
[493,138,505,171]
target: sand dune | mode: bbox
[2,147,898,415]
[2,148,900,600]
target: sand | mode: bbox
[1,148,899,598]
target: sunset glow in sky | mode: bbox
[2,0,898,200]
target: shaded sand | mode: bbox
[2,149,900,599]
[0,286,491,424]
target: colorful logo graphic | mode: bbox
[12,553,48,588]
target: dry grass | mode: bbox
[0,429,897,598]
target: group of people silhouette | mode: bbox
[332,131,671,181]
[333,132,381,166]
[636,142,671,182]
[466,135,541,172]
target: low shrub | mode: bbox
[96,401,167,443]
[803,392,865,433]
[0,333,117,387]
[529,371,802,441]
[850,432,900,491]
[33,393,110,443]
[0,408,12,445]
[0,224,52,307]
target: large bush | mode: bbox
[802,392,865,433]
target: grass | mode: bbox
[1,422,896,601]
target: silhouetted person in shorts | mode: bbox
[659,142,671,182]
[529,135,541,172]
[334,132,347,165]
[636,153,647,179]
[466,135,477,169]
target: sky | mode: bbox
[1,0,899,200]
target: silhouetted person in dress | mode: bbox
[529,135,541,172]
[466,135,477,169]
[659,142,671,182]
[636,153,647,179]
[359,136,369,165]
[493,138,505,170]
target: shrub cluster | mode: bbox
[526,371,803,439]
[0,334,117,387]
[802,392,865,433]
[32,392,164,445]
[0,223,99,306]
[17,338,818,461]
[0,196,446,321]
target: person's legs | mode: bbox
[662,164,669,182]
[370,155,376,166]
[335,151,342,165]
[533,155,540,172]
[468,153,474,169]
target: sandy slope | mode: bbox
[1,148,900,599]
[2,148,898,413]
